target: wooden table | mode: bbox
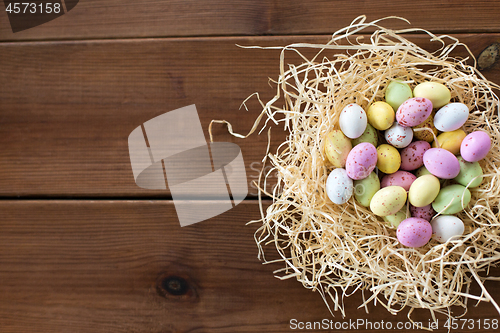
[1,1,500,332]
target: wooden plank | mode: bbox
[0,200,499,332]
[1,34,499,197]
[1,1,500,41]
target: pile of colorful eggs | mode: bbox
[324,81,491,248]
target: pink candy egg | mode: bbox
[397,217,433,247]
[423,148,460,179]
[460,131,491,162]
[400,141,431,171]
[380,171,416,191]
[409,204,436,222]
[345,142,377,180]
[396,97,433,127]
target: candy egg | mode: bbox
[434,102,469,131]
[385,80,413,111]
[376,144,401,174]
[413,113,438,142]
[383,205,407,228]
[455,156,483,188]
[385,122,413,148]
[431,215,465,243]
[400,141,431,171]
[409,204,435,222]
[432,184,471,214]
[423,148,460,179]
[324,130,352,167]
[351,123,378,147]
[460,131,491,162]
[413,82,451,108]
[353,171,380,207]
[397,218,433,247]
[370,186,407,216]
[326,168,353,204]
[415,165,432,177]
[432,129,466,155]
[396,97,433,127]
[339,103,367,139]
[380,171,416,191]
[367,101,395,130]
[408,174,440,207]
[345,142,377,180]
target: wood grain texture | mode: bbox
[0,200,498,333]
[1,1,500,41]
[1,34,500,197]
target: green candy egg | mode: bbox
[415,165,432,177]
[385,80,413,111]
[353,171,380,207]
[383,205,407,228]
[351,123,378,147]
[432,184,471,214]
[455,156,483,188]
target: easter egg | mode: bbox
[326,168,353,204]
[433,129,466,155]
[383,205,407,228]
[324,130,352,167]
[434,102,469,131]
[397,218,433,247]
[432,184,471,214]
[400,141,431,171]
[423,148,460,179]
[370,186,407,216]
[455,156,483,188]
[385,80,413,111]
[408,174,440,207]
[345,142,377,180]
[376,144,401,174]
[339,103,367,139]
[413,82,451,108]
[351,123,378,147]
[367,101,395,130]
[413,113,438,142]
[353,171,380,207]
[431,215,465,243]
[396,97,433,127]
[380,171,416,191]
[415,165,432,177]
[409,204,435,222]
[460,131,491,162]
[385,122,413,148]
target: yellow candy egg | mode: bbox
[408,175,441,207]
[324,130,352,168]
[432,129,466,155]
[367,101,395,131]
[413,82,451,108]
[376,144,401,174]
[370,186,407,216]
[413,114,438,142]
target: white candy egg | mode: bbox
[385,122,413,148]
[434,102,469,132]
[430,215,465,243]
[326,168,353,204]
[339,103,367,139]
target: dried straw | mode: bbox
[210,16,500,321]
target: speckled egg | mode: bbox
[339,103,367,139]
[385,80,413,111]
[353,171,380,207]
[396,97,433,127]
[415,165,432,177]
[326,168,353,204]
[413,82,451,108]
[431,215,465,243]
[423,148,460,179]
[400,141,431,171]
[385,122,413,148]
[432,184,471,214]
[433,129,466,155]
[351,123,378,147]
[409,204,435,222]
[345,142,377,180]
[370,186,407,216]
[397,218,433,248]
[413,113,438,142]
[460,131,491,162]
[324,130,352,168]
[434,102,469,131]
[376,144,401,174]
[380,171,416,191]
[367,101,395,130]
[408,174,440,207]
[455,156,483,188]
[383,205,407,228]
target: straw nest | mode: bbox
[210,16,500,320]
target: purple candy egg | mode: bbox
[380,171,417,191]
[345,142,377,180]
[423,148,460,179]
[400,141,431,171]
[396,97,433,127]
[397,217,433,247]
[460,131,491,162]
[409,204,436,222]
